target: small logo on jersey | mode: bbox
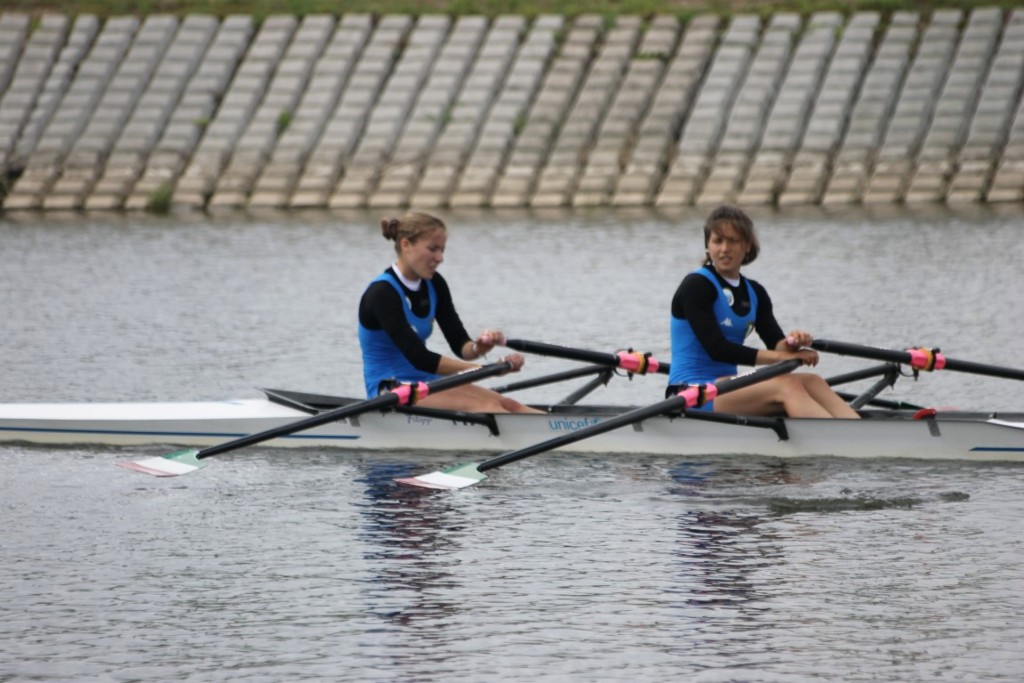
[720,317,733,328]
[724,288,735,307]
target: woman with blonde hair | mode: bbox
[358,212,540,413]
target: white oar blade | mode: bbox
[989,419,1024,430]
[116,449,206,477]
[395,462,486,490]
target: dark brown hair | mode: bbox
[380,212,447,253]
[702,205,760,266]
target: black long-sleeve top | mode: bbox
[358,267,472,373]
[671,267,786,367]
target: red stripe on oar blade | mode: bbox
[116,460,186,476]
[116,450,205,477]
[396,463,486,490]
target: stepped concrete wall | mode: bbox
[2,8,1024,212]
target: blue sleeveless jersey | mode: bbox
[670,267,758,387]
[358,272,439,398]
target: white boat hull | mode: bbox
[1,395,1023,462]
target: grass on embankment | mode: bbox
[3,0,1020,22]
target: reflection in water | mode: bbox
[663,458,941,631]
[674,458,809,489]
[675,508,775,608]
[668,457,958,515]
[666,457,973,638]
[667,458,788,662]
[764,494,922,515]
[354,459,463,663]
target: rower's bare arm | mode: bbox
[757,347,819,367]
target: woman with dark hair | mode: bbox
[668,205,858,418]
[358,212,540,413]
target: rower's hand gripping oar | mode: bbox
[811,339,1024,382]
[396,359,802,490]
[117,361,514,477]
[505,338,669,376]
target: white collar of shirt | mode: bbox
[393,263,422,291]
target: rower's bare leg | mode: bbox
[496,393,546,414]
[795,373,860,418]
[713,374,853,418]
[415,385,544,413]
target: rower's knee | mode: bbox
[498,396,525,413]
[805,373,829,388]
[496,395,543,413]
[779,372,828,393]
[471,394,524,413]
[776,374,811,400]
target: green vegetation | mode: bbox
[4,0,1018,22]
[275,109,292,137]
[513,113,527,136]
[146,181,172,214]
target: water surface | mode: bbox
[2,207,1023,681]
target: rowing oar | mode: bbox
[505,338,669,375]
[811,339,1024,381]
[117,361,514,477]
[396,359,802,490]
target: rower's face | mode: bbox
[706,223,748,279]
[400,228,446,280]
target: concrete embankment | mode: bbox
[0,8,1023,212]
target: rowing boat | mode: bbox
[5,340,1024,468]
[2,386,1023,461]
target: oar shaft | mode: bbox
[197,362,512,459]
[477,359,801,473]
[196,392,396,459]
[812,339,1024,381]
[479,395,684,472]
[492,364,610,394]
[506,339,670,375]
[942,357,1024,381]
[811,339,920,365]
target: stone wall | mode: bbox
[0,8,1022,211]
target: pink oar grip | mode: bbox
[391,381,431,405]
[616,351,660,374]
[677,383,718,408]
[906,348,947,371]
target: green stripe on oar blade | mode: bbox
[395,462,486,490]
[115,449,204,476]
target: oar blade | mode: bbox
[395,462,487,490]
[115,449,205,477]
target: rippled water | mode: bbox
[2,207,1024,681]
